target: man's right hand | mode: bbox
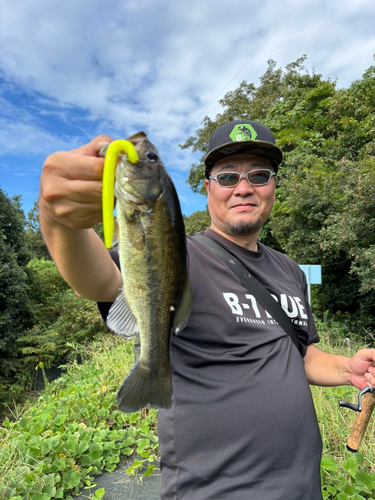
[39,134,113,229]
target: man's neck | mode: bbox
[208,226,259,252]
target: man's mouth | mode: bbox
[231,203,257,210]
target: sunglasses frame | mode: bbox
[209,169,276,188]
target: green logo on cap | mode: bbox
[229,124,257,142]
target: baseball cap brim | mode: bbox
[204,140,283,173]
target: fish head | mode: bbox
[115,132,166,211]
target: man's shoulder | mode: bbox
[258,242,305,276]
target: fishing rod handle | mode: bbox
[346,391,375,453]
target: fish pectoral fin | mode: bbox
[172,278,191,335]
[107,288,139,336]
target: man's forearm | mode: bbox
[40,216,122,302]
[304,345,351,387]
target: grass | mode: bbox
[1,320,375,499]
[0,337,158,500]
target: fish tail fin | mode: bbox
[116,361,172,413]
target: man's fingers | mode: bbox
[71,134,113,157]
[43,151,105,181]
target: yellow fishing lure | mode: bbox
[102,140,139,248]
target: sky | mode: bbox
[0,0,374,218]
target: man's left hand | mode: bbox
[346,349,375,390]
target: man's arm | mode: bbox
[304,344,375,390]
[39,135,122,302]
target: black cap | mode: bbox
[204,119,283,178]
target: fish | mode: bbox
[99,132,191,413]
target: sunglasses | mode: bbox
[209,169,276,188]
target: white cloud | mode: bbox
[0,0,374,214]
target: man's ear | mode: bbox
[204,178,210,195]
[274,176,277,201]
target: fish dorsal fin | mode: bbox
[172,278,191,335]
[107,288,139,337]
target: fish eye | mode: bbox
[146,151,159,162]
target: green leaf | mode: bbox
[55,487,64,498]
[70,471,81,487]
[80,455,93,466]
[33,494,52,500]
[122,447,133,455]
[98,408,109,418]
[77,441,90,454]
[41,440,52,455]
[355,452,365,468]
[344,485,358,496]
[321,456,339,472]
[50,458,66,472]
[95,488,105,499]
[89,450,102,460]
[342,456,358,478]
[326,485,337,495]
[54,414,67,426]
[144,464,157,477]
[356,470,375,489]
[2,417,11,428]
[18,417,30,430]
[67,436,78,452]
[89,442,102,452]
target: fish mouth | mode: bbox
[129,200,149,207]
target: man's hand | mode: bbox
[346,349,375,390]
[40,134,112,230]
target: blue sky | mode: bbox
[1,0,374,218]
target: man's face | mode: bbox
[204,154,276,240]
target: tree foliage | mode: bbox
[24,200,51,260]
[183,209,211,235]
[182,56,375,332]
[0,189,32,376]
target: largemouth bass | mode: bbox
[99,132,191,413]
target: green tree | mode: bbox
[0,189,32,379]
[24,200,51,260]
[183,209,210,235]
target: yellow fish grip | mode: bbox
[102,140,139,248]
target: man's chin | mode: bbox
[226,220,262,237]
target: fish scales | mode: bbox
[118,193,185,372]
[102,132,191,413]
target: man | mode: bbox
[40,119,375,500]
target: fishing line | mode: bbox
[188,0,306,129]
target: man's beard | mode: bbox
[225,218,262,236]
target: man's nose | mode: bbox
[233,175,255,192]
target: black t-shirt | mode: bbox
[99,229,323,500]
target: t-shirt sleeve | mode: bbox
[97,249,120,322]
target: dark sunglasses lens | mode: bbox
[248,170,271,185]
[217,173,240,186]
